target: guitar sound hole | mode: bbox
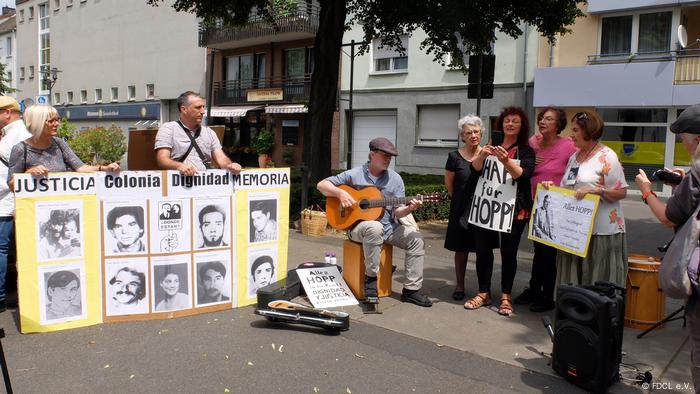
[358,200,369,209]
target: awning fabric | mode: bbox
[208,106,262,117]
[265,104,308,114]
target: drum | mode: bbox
[625,254,665,329]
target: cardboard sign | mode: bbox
[297,266,358,308]
[467,156,518,233]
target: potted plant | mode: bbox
[251,128,275,168]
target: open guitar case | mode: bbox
[254,262,350,331]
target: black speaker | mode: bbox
[552,282,625,393]
[467,54,495,99]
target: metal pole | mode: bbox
[346,40,355,169]
[206,50,216,123]
[475,55,483,117]
[300,164,308,211]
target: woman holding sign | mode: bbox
[514,106,576,312]
[7,105,120,186]
[444,115,497,301]
[552,111,628,288]
[464,107,535,316]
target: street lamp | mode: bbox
[40,66,61,105]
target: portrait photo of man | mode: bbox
[106,266,148,315]
[106,206,147,254]
[248,255,276,296]
[249,199,277,243]
[43,269,83,322]
[533,194,555,241]
[37,209,83,261]
[196,205,228,249]
[196,261,230,305]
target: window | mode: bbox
[111,87,118,102]
[29,66,34,79]
[54,92,60,104]
[128,85,135,101]
[372,35,409,73]
[80,90,87,104]
[600,11,672,57]
[67,91,73,104]
[95,88,102,103]
[19,10,24,22]
[416,104,460,146]
[5,38,11,57]
[54,0,60,11]
[19,67,24,80]
[6,72,11,83]
[284,48,305,78]
[39,4,50,92]
[146,84,154,100]
[67,0,73,7]
[29,6,34,20]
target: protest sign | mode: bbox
[468,156,518,233]
[297,266,358,308]
[527,185,600,257]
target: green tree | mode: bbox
[68,125,127,165]
[0,62,17,94]
[147,0,584,182]
[56,118,78,142]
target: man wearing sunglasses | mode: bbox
[0,97,30,312]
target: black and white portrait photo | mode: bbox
[152,261,191,312]
[36,201,84,261]
[105,259,149,316]
[150,199,190,253]
[249,198,278,243]
[248,248,278,297]
[194,200,230,249]
[39,265,86,324]
[104,204,148,255]
[196,260,231,306]
[532,193,555,241]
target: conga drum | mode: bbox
[625,254,665,329]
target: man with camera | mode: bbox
[635,104,700,390]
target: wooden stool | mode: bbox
[342,240,393,299]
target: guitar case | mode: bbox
[254,262,349,331]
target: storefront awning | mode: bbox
[265,104,308,114]
[208,106,263,117]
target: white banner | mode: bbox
[297,266,358,308]
[467,156,518,233]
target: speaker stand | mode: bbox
[636,306,686,339]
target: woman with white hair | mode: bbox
[7,105,119,182]
[443,115,498,300]
[635,104,700,389]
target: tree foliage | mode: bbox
[68,125,127,165]
[147,0,585,181]
[0,62,17,95]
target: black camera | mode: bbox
[491,130,504,146]
[651,169,683,186]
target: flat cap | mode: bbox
[670,104,700,134]
[369,137,398,156]
[0,96,19,112]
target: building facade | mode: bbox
[534,0,700,194]
[338,26,539,174]
[14,0,206,167]
[0,7,17,97]
[199,1,329,168]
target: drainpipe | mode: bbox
[549,38,555,67]
[522,23,529,110]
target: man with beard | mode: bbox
[197,261,229,304]
[108,267,146,314]
[198,205,227,248]
[106,206,146,253]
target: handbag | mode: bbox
[660,200,700,299]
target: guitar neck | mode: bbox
[365,195,421,208]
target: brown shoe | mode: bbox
[464,292,491,310]
[498,294,513,316]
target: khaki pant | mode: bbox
[348,221,424,291]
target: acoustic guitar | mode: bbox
[325,185,442,230]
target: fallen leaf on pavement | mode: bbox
[158,329,169,335]
[88,341,96,345]
[278,345,284,352]
[103,365,110,369]
[225,355,230,360]
[313,388,319,393]
[224,388,230,393]
[353,353,365,359]
[436,343,444,347]
[346,388,352,393]
[247,361,254,366]
[129,374,135,379]
[271,343,276,350]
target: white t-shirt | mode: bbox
[560,145,628,235]
[0,120,32,217]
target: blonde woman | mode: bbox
[7,105,119,183]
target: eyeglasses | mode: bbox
[574,112,589,121]
[461,129,480,135]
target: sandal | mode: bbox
[452,289,466,301]
[498,294,514,316]
[464,293,491,310]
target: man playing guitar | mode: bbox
[316,138,432,307]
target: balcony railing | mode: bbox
[675,49,700,84]
[199,4,320,47]
[587,50,675,65]
[213,74,312,106]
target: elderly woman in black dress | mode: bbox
[444,115,490,300]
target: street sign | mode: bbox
[35,95,48,105]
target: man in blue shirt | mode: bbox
[317,138,432,307]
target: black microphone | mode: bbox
[542,316,554,341]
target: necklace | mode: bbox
[577,142,599,163]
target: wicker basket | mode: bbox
[301,206,328,236]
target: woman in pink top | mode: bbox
[514,106,576,312]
